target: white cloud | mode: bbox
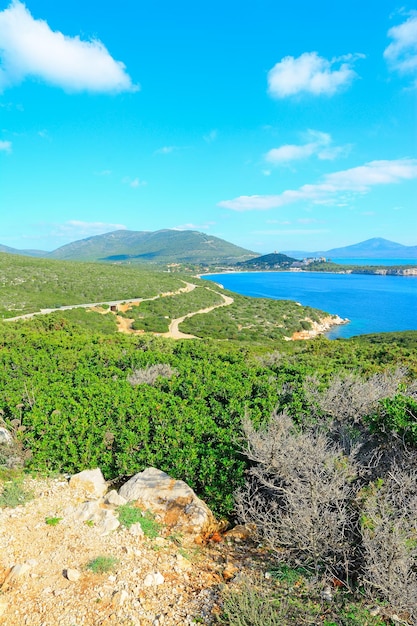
[154,146,176,155]
[203,129,218,143]
[173,222,215,231]
[95,169,112,176]
[219,158,417,211]
[254,229,329,236]
[53,221,127,238]
[0,1,138,93]
[0,140,12,152]
[265,130,347,164]
[122,176,147,188]
[267,52,364,98]
[384,13,417,79]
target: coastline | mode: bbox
[200,266,417,278]
[290,314,349,341]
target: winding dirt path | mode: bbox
[3,281,234,341]
[162,291,234,340]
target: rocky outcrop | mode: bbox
[291,315,349,340]
[119,467,219,538]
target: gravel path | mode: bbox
[0,475,254,626]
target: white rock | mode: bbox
[143,572,165,587]
[71,500,100,522]
[104,490,127,507]
[119,467,217,536]
[69,468,107,499]
[0,427,13,445]
[129,522,144,537]
[65,568,80,582]
[112,589,128,607]
[98,509,120,535]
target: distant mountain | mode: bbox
[47,229,257,265]
[283,238,417,260]
[0,244,48,257]
[237,252,297,268]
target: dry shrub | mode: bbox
[127,363,177,386]
[235,411,357,578]
[360,464,417,622]
[303,368,407,424]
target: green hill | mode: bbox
[237,252,297,268]
[47,229,257,264]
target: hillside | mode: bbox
[237,252,297,269]
[47,229,257,265]
[283,237,417,260]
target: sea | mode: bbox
[203,263,417,339]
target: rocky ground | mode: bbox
[0,474,261,626]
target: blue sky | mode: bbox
[0,0,416,254]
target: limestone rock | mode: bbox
[0,427,13,445]
[143,571,164,587]
[111,589,128,607]
[119,467,218,537]
[65,568,80,582]
[129,522,144,537]
[69,468,107,499]
[104,489,127,507]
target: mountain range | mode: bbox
[283,238,417,260]
[1,232,416,265]
[0,230,257,265]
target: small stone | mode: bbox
[175,553,192,571]
[321,586,333,602]
[0,598,8,617]
[104,490,127,507]
[98,510,120,535]
[65,568,81,582]
[1,562,31,587]
[112,589,129,607]
[129,522,144,537]
[222,562,238,581]
[143,572,165,587]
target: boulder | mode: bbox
[69,468,107,499]
[119,467,218,538]
[0,427,13,445]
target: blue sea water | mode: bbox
[331,258,416,266]
[203,271,417,339]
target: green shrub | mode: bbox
[0,476,33,508]
[86,556,118,574]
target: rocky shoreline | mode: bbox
[290,315,349,341]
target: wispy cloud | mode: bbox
[95,169,112,176]
[203,129,218,143]
[0,140,12,152]
[53,220,127,238]
[267,52,364,98]
[173,222,215,231]
[384,12,417,82]
[0,1,138,93]
[122,176,147,188]
[253,229,329,236]
[219,158,417,211]
[265,130,348,164]
[154,146,177,155]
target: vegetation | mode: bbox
[181,292,326,341]
[85,556,118,574]
[0,252,186,318]
[0,252,416,622]
[46,229,256,264]
[0,474,33,508]
[217,571,387,626]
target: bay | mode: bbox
[203,271,417,339]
